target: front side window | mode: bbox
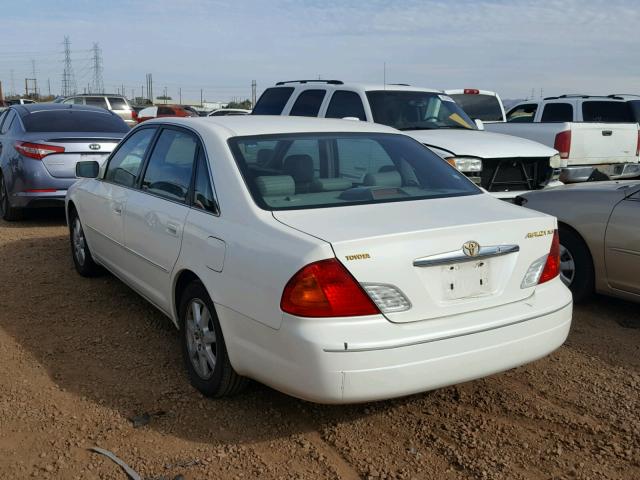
[449,94,504,122]
[540,103,573,122]
[366,91,475,130]
[582,101,634,122]
[141,128,198,202]
[326,91,366,120]
[290,89,326,117]
[506,103,538,123]
[252,87,294,115]
[193,148,218,214]
[104,128,156,187]
[229,133,480,211]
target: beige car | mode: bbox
[517,181,640,303]
[61,94,136,127]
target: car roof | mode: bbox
[144,115,401,138]
[271,81,441,94]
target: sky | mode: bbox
[1,0,638,103]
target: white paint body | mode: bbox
[66,116,572,403]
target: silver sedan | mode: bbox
[517,181,640,303]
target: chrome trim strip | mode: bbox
[413,244,519,267]
[322,301,572,353]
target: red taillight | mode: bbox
[554,130,571,159]
[539,230,560,284]
[14,141,65,160]
[463,89,480,94]
[280,258,380,317]
[131,109,138,122]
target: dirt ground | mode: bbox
[0,212,638,480]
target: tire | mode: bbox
[69,209,101,277]
[179,281,248,397]
[0,173,23,221]
[558,226,594,303]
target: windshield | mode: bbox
[229,132,480,211]
[449,93,504,122]
[366,91,476,131]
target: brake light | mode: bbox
[281,258,380,317]
[539,230,560,284]
[131,109,138,122]
[554,131,571,159]
[14,141,65,160]
[463,89,480,94]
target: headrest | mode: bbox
[363,171,402,188]
[255,175,295,197]
[311,178,353,192]
[283,154,314,182]
[256,149,274,166]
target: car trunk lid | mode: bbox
[35,135,121,178]
[273,194,557,323]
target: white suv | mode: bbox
[253,80,561,198]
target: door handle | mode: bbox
[602,130,613,136]
[113,205,123,215]
[166,223,179,236]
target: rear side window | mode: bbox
[105,128,156,187]
[252,87,294,115]
[192,148,218,214]
[326,91,366,120]
[506,104,538,123]
[449,94,503,122]
[582,101,634,122]
[108,97,128,110]
[290,89,326,117]
[629,100,640,122]
[540,103,573,122]
[85,97,108,109]
[22,110,129,133]
[141,128,198,203]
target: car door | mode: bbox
[605,190,640,294]
[122,126,198,311]
[79,127,156,271]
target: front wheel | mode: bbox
[179,281,248,397]
[558,226,594,303]
[69,211,101,277]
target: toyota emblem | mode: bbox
[462,240,481,257]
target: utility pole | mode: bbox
[0,81,4,102]
[200,89,203,107]
[141,84,144,100]
[10,70,15,97]
[145,73,153,102]
[179,87,182,104]
[251,80,257,108]
[31,60,38,98]
[62,36,77,96]
[163,86,167,104]
[47,78,51,97]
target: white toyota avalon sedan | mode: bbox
[66,116,572,404]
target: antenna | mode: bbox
[90,42,104,94]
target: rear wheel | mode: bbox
[179,281,247,397]
[69,210,101,277]
[558,226,594,303]
[0,173,23,221]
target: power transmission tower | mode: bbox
[251,80,257,107]
[61,36,77,96]
[31,60,39,98]
[146,73,153,102]
[90,42,104,94]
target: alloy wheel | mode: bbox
[559,244,575,287]
[72,218,87,266]
[185,299,217,379]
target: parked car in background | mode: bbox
[516,181,640,304]
[67,115,571,403]
[487,95,640,182]
[136,104,198,123]
[445,89,506,123]
[61,94,137,127]
[253,80,561,199]
[0,104,128,220]
[207,108,251,116]
[8,98,37,106]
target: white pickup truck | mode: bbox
[445,89,506,123]
[486,95,640,182]
[253,81,561,198]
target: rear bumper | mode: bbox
[218,279,572,404]
[560,163,640,183]
[12,190,67,208]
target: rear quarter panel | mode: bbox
[485,122,569,150]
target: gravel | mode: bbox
[0,212,638,479]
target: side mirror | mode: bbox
[76,160,100,178]
[474,119,485,130]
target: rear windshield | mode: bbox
[366,91,476,131]
[449,94,504,122]
[582,101,634,122]
[229,133,480,211]
[252,87,294,115]
[22,110,129,133]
